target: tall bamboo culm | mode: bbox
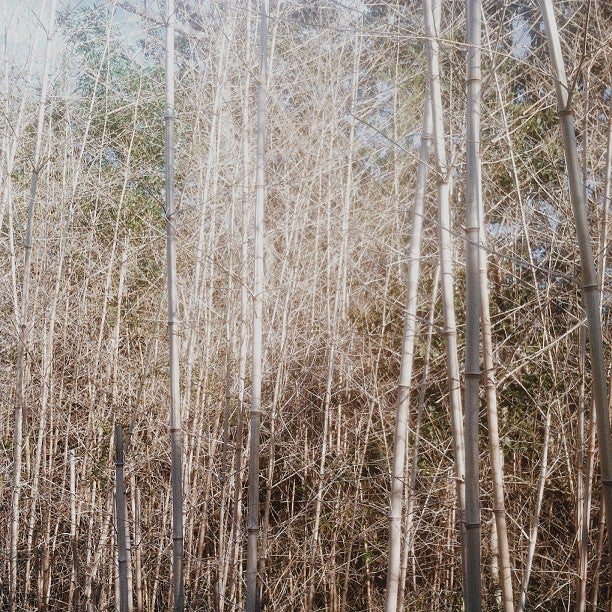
[164,0,184,609]
[115,424,129,612]
[9,2,56,608]
[384,90,431,612]
[538,0,612,565]
[422,0,467,596]
[464,0,482,608]
[246,1,268,610]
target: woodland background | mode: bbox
[0,0,611,610]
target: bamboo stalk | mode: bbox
[464,0,483,607]
[538,0,612,567]
[68,450,79,609]
[115,425,129,612]
[518,408,551,611]
[228,11,252,602]
[478,140,515,612]
[246,1,268,609]
[384,89,431,612]
[131,477,143,612]
[10,2,56,608]
[423,0,467,598]
[164,0,183,608]
[399,265,440,612]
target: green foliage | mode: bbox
[489,104,564,200]
[59,6,166,246]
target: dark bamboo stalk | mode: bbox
[464,0,482,608]
[115,425,129,612]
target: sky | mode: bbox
[1,0,143,73]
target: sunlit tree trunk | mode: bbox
[398,265,440,612]
[10,2,56,608]
[599,111,611,297]
[227,7,252,606]
[538,0,612,567]
[384,90,431,612]
[68,450,79,609]
[478,127,515,612]
[130,476,143,612]
[518,408,551,611]
[423,0,467,597]
[246,1,268,610]
[164,0,184,609]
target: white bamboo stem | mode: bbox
[164,0,183,608]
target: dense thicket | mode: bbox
[1,1,610,610]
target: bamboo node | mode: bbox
[464,522,481,530]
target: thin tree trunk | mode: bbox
[464,0,482,608]
[518,408,551,612]
[164,0,183,608]
[115,425,129,612]
[340,403,376,612]
[475,31,515,603]
[37,507,51,611]
[246,1,268,609]
[384,89,431,612]
[10,2,56,608]
[538,0,612,566]
[478,146,515,612]
[576,325,589,612]
[423,0,467,597]
[599,110,611,297]
[68,450,80,610]
[24,194,69,598]
[398,265,439,612]
[592,369,611,612]
[227,10,252,604]
[131,477,143,612]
